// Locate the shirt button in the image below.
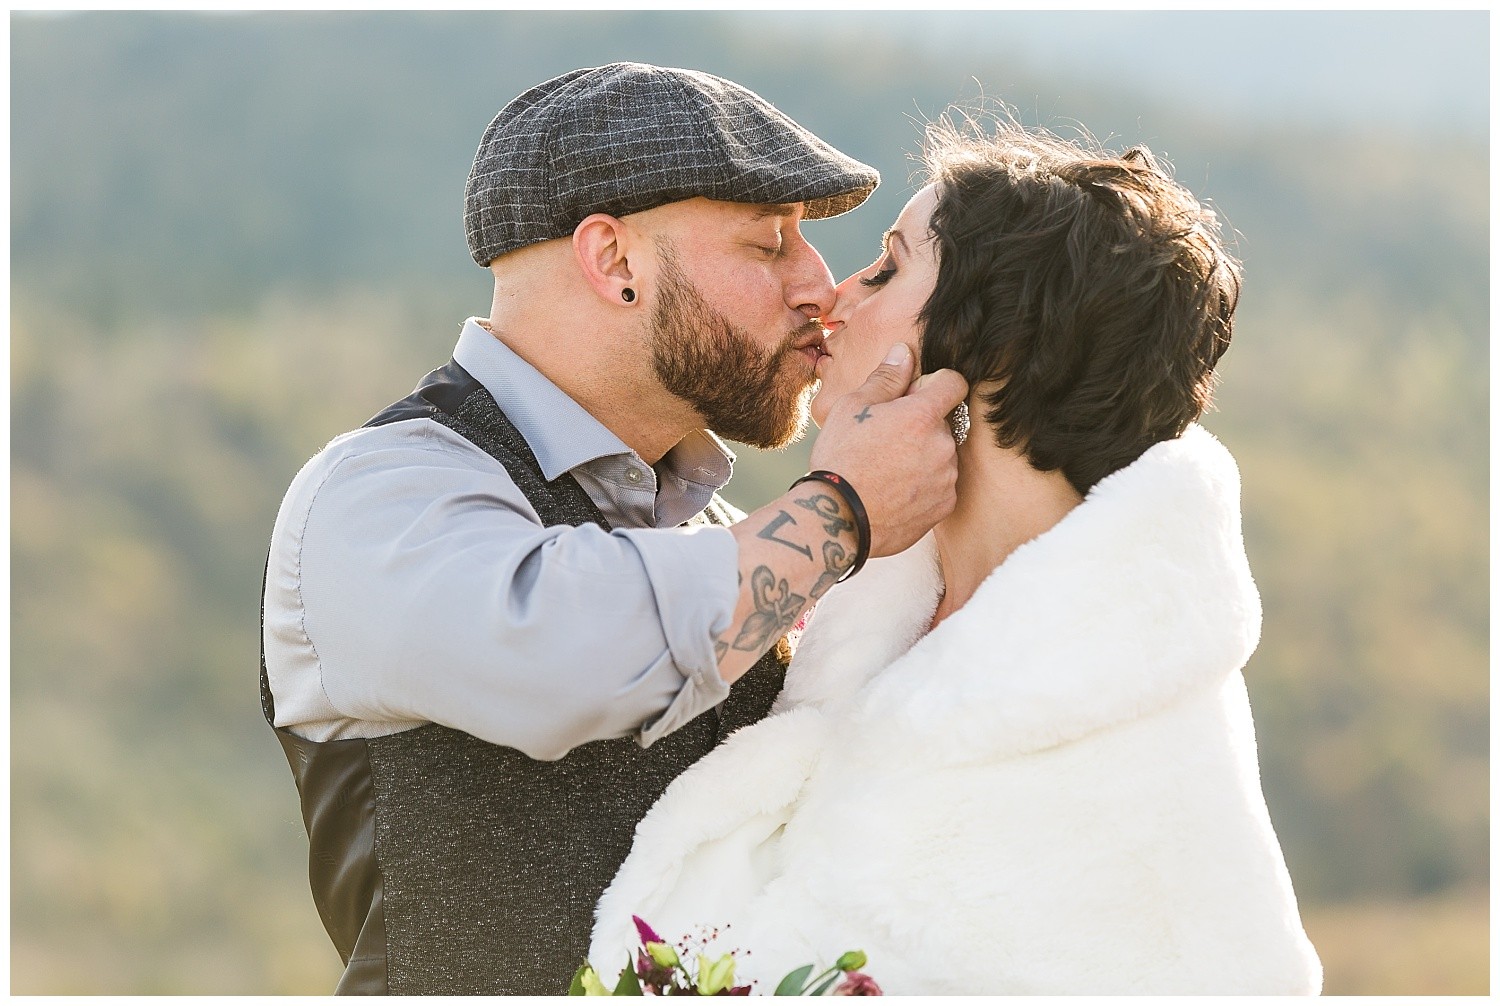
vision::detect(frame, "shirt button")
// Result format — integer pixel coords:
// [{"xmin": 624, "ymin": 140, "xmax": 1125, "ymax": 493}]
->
[{"xmin": 626, "ymin": 468, "xmax": 641, "ymax": 483}]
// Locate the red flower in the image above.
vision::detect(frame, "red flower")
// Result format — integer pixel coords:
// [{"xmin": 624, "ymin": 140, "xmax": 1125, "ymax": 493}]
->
[
  {"xmin": 832, "ymin": 971, "xmax": 883, "ymax": 995},
  {"xmin": 632, "ymin": 915, "xmax": 664, "ymax": 946}
]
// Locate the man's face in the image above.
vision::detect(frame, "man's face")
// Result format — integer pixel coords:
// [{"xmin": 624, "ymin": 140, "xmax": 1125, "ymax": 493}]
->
[{"xmin": 636, "ymin": 200, "xmax": 836, "ymax": 449}]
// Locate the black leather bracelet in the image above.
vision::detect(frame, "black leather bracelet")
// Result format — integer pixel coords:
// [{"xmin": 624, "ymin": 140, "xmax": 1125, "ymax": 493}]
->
[{"xmin": 788, "ymin": 470, "xmax": 871, "ymax": 583}]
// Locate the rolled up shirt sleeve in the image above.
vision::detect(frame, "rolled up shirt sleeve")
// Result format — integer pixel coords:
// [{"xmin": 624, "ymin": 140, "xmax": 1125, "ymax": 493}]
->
[{"xmin": 286, "ymin": 423, "xmax": 739, "ymax": 760}]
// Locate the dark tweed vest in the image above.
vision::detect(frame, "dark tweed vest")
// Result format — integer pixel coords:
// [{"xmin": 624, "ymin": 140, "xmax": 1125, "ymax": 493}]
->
[{"xmin": 260, "ymin": 360, "xmax": 785, "ymax": 994}]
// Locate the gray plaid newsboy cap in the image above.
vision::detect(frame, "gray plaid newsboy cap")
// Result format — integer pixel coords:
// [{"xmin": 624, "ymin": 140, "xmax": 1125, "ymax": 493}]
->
[{"xmin": 464, "ymin": 62, "xmax": 880, "ymax": 266}]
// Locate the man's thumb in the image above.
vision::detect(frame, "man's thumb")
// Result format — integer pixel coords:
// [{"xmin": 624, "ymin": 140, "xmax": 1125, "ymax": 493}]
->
[{"xmin": 852, "ymin": 342, "xmax": 915, "ymax": 403}]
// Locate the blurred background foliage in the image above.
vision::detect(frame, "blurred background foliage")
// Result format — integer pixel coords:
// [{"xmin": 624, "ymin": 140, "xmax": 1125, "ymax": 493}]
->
[{"xmin": 9, "ymin": 10, "xmax": 1487, "ymax": 995}]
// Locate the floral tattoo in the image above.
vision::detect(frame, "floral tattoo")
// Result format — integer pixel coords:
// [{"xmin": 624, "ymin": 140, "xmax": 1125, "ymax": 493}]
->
[
  {"xmin": 794, "ymin": 492, "xmax": 854, "ymax": 538},
  {"xmin": 809, "ymin": 539, "xmax": 855, "ymax": 599},
  {"xmin": 731, "ymin": 566, "xmax": 807, "ymax": 652}
]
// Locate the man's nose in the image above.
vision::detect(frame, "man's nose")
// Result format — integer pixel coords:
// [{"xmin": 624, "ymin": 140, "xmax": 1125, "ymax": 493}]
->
[{"xmin": 785, "ymin": 237, "xmax": 837, "ymax": 321}]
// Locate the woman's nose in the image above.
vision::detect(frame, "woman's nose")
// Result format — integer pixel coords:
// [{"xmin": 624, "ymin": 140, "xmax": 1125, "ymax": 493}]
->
[{"xmin": 823, "ymin": 272, "xmax": 868, "ymax": 329}]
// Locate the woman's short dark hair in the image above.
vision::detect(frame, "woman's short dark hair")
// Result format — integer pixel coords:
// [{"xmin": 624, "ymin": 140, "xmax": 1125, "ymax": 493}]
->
[{"xmin": 918, "ymin": 116, "xmax": 1241, "ymax": 494}]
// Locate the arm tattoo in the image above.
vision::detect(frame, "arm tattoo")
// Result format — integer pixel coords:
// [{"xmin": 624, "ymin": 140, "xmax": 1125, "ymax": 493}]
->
[
  {"xmin": 854, "ymin": 405, "xmax": 873, "ymax": 423},
  {"xmin": 794, "ymin": 492, "xmax": 855, "ymax": 538},
  {"xmin": 809, "ymin": 539, "xmax": 855, "ymax": 599},
  {"xmin": 756, "ymin": 510, "xmax": 812, "ymax": 559},
  {"xmin": 732, "ymin": 566, "xmax": 807, "ymax": 653},
  {"xmin": 713, "ymin": 572, "xmax": 743, "ymax": 662}
]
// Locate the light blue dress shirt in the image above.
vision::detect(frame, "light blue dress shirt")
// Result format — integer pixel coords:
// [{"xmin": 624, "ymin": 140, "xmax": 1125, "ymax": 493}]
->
[{"xmin": 262, "ymin": 319, "xmax": 742, "ymax": 759}]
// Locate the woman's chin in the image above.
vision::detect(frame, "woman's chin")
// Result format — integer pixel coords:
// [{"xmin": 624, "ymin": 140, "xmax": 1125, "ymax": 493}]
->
[{"xmin": 808, "ymin": 387, "xmax": 830, "ymax": 428}]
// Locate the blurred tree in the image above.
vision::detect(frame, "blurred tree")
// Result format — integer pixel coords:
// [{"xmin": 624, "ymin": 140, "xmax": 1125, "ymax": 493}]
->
[{"xmin": 9, "ymin": 10, "xmax": 1487, "ymax": 995}]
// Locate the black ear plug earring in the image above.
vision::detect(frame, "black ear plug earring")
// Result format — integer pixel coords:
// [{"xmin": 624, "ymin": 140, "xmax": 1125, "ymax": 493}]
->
[{"xmin": 621, "ymin": 288, "xmax": 636, "ymax": 303}]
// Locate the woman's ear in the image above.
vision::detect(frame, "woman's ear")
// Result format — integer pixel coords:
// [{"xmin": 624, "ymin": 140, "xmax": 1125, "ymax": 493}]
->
[{"xmin": 573, "ymin": 213, "xmax": 643, "ymax": 307}]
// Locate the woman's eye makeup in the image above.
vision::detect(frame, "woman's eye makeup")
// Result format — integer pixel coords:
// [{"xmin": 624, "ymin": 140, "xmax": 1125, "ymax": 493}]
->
[
  {"xmin": 860, "ymin": 230, "xmax": 899, "ymax": 287},
  {"xmin": 860, "ymin": 260, "xmax": 896, "ymax": 287}
]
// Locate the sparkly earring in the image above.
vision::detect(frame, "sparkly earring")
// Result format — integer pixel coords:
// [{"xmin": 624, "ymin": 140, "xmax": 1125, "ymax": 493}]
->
[
  {"xmin": 621, "ymin": 288, "xmax": 636, "ymax": 303},
  {"xmin": 947, "ymin": 402, "xmax": 970, "ymax": 446}
]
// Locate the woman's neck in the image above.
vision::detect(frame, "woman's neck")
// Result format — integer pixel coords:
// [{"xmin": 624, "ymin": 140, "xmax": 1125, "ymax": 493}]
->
[{"xmin": 931, "ymin": 434, "xmax": 1085, "ymax": 629}]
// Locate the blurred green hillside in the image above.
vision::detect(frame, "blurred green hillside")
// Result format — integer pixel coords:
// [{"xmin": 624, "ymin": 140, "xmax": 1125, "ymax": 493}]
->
[{"xmin": 10, "ymin": 11, "xmax": 1487, "ymax": 995}]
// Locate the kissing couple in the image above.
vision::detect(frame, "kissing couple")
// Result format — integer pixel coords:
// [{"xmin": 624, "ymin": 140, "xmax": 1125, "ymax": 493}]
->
[{"xmin": 260, "ymin": 62, "xmax": 1321, "ymax": 995}]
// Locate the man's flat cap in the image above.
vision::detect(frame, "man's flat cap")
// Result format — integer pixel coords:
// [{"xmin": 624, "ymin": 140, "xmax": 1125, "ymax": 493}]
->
[{"xmin": 464, "ymin": 62, "xmax": 880, "ymax": 266}]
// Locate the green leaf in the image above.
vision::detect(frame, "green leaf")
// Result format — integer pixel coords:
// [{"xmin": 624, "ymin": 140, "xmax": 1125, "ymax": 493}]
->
[
  {"xmin": 569, "ymin": 963, "xmax": 591, "ymax": 996},
  {"xmin": 805, "ymin": 971, "xmax": 842, "ymax": 996},
  {"xmin": 612, "ymin": 958, "xmax": 643, "ymax": 996},
  {"xmin": 773, "ymin": 964, "xmax": 815, "ymax": 996}
]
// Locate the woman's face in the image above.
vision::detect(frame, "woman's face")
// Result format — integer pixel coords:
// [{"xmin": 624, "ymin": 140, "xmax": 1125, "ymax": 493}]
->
[{"xmin": 811, "ymin": 184, "xmax": 942, "ymax": 426}]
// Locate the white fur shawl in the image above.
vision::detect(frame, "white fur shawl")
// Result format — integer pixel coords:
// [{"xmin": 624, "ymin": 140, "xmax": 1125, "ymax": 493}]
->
[{"xmin": 592, "ymin": 426, "xmax": 1322, "ymax": 994}]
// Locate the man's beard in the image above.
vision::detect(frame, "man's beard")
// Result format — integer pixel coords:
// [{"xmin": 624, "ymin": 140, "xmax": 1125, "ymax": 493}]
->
[{"xmin": 650, "ymin": 250, "xmax": 820, "ymax": 450}]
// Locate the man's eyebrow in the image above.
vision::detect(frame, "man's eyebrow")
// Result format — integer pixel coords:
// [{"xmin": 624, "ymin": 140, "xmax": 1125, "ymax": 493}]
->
[{"xmin": 751, "ymin": 203, "xmax": 798, "ymax": 220}]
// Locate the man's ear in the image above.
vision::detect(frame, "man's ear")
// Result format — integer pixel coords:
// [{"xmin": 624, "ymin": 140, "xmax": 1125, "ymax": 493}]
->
[{"xmin": 572, "ymin": 213, "xmax": 643, "ymax": 306}]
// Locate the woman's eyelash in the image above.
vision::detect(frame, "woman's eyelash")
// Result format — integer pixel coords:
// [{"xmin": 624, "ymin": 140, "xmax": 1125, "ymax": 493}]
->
[{"xmin": 861, "ymin": 264, "xmax": 896, "ymax": 288}]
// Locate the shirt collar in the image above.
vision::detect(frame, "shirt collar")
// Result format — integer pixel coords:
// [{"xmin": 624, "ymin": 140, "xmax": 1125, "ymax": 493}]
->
[
  {"xmin": 661, "ymin": 426, "xmax": 735, "ymax": 493},
  {"xmin": 452, "ymin": 318, "xmax": 734, "ymax": 491}
]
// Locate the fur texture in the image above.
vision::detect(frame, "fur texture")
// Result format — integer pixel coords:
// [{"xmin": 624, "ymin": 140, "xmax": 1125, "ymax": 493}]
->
[{"xmin": 592, "ymin": 426, "xmax": 1322, "ymax": 994}]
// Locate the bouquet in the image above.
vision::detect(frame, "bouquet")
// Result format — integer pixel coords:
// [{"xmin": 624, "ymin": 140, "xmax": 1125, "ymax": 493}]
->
[{"xmin": 570, "ymin": 916, "xmax": 882, "ymax": 996}]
